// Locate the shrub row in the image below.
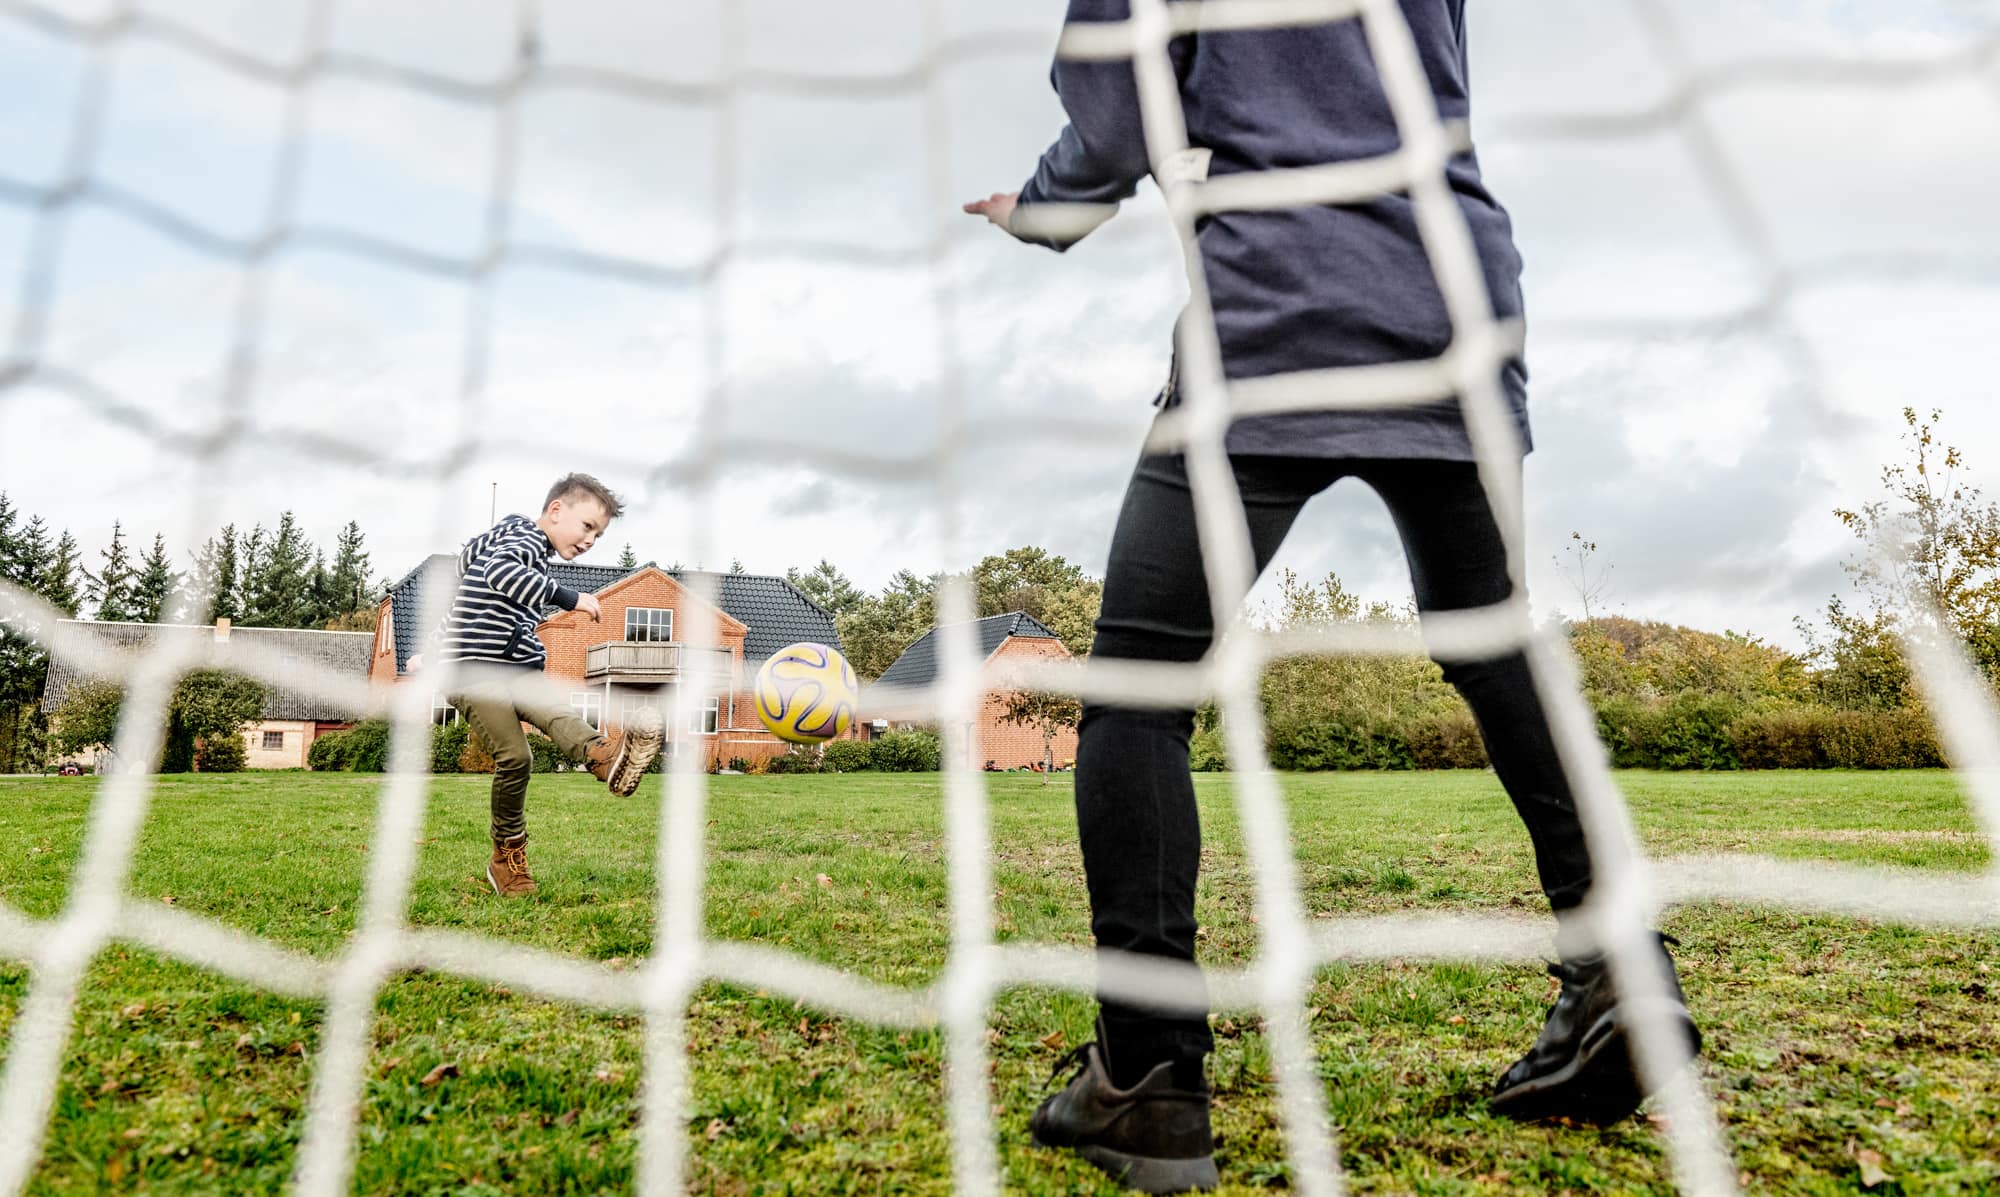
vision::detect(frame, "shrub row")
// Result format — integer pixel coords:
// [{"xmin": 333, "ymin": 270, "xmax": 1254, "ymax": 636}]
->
[
  {"xmin": 1194, "ymin": 701, "xmax": 1942, "ymax": 772},
  {"xmin": 751, "ymin": 730, "xmax": 945, "ymax": 774},
  {"xmin": 310, "ymin": 720, "xmax": 564, "ymax": 773},
  {"xmin": 1193, "ymin": 711, "xmax": 1491, "ymax": 773}
]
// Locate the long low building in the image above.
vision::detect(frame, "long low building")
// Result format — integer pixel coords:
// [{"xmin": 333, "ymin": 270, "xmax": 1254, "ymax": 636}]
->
[{"xmin": 41, "ymin": 618, "xmax": 374, "ymax": 769}]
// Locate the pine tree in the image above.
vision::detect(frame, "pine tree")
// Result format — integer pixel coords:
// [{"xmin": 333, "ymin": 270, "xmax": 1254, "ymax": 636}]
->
[
  {"xmin": 327, "ymin": 520, "xmax": 371, "ymax": 616},
  {"xmin": 306, "ymin": 549, "xmax": 335, "ymax": 627},
  {"xmin": 132, "ymin": 533, "xmax": 180, "ymax": 623},
  {"xmin": 42, "ymin": 531, "xmax": 82, "ymax": 615},
  {"xmin": 91, "ymin": 522, "xmax": 138, "ymax": 621},
  {"xmin": 243, "ymin": 512, "xmax": 312, "ymax": 627},
  {"xmin": 0, "ymin": 494, "xmax": 23, "ymax": 587},
  {"xmin": 195, "ymin": 524, "xmax": 241, "ymax": 622},
  {"xmin": 236, "ymin": 524, "xmax": 265, "ymax": 620},
  {"xmin": 618, "ymin": 543, "xmax": 638, "ymax": 571},
  {"xmin": 786, "ymin": 559, "xmax": 863, "ymax": 616},
  {"xmin": 14, "ymin": 517, "xmax": 51, "ymax": 590}
]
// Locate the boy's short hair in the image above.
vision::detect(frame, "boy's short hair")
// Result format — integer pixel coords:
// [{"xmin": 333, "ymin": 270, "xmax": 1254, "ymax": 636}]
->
[{"xmin": 544, "ymin": 473, "xmax": 624, "ymax": 521}]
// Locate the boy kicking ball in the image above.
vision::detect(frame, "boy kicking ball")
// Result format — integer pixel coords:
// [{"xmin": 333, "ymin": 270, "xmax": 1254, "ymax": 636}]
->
[{"xmin": 411, "ymin": 473, "xmax": 664, "ymax": 897}]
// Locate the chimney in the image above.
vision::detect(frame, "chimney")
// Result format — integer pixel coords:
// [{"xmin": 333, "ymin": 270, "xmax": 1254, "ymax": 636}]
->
[{"xmin": 214, "ymin": 617, "xmax": 232, "ymax": 642}]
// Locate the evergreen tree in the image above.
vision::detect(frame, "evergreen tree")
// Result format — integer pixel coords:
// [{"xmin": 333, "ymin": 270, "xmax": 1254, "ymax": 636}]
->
[
  {"xmin": 327, "ymin": 520, "xmax": 371, "ymax": 616},
  {"xmin": 0, "ymin": 503, "xmax": 57, "ymax": 773},
  {"xmin": 306, "ymin": 549, "xmax": 335, "ymax": 627},
  {"xmin": 189, "ymin": 524, "xmax": 241, "ymax": 623},
  {"xmin": 132, "ymin": 533, "xmax": 180, "ymax": 623},
  {"xmin": 14, "ymin": 517, "xmax": 51, "ymax": 590},
  {"xmin": 0, "ymin": 494, "xmax": 24, "ymax": 586},
  {"xmin": 617, "ymin": 543, "xmax": 639, "ymax": 571},
  {"xmin": 242, "ymin": 513, "xmax": 313, "ymax": 627},
  {"xmin": 786, "ymin": 559, "xmax": 864, "ymax": 616},
  {"xmin": 237, "ymin": 524, "xmax": 265, "ymax": 620},
  {"xmin": 90, "ymin": 522, "xmax": 139, "ymax": 621},
  {"xmin": 42, "ymin": 531, "xmax": 82, "ymax": 615}
]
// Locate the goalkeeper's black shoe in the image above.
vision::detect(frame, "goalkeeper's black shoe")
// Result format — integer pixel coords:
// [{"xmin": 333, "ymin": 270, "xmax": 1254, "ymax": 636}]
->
[
  {"xmin": 1491, "ymin": 932, "xmax": 1702, "ymax": 1125},
  {"xmin": 1029, "ymin": 1033, "xmax": 1217, "ymax": 1194}
]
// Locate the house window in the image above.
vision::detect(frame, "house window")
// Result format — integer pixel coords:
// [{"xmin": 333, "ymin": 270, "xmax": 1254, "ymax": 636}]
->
[
  {"xmin": 261, "ymin": 730, "xmax": 284, "ymax": 750},
  {"xmin": 625, "ymin": 607, "xmax": 673, "ymax": 643},
  {"xmin": 378, "ymin": 617, "xmax": 394, "ymax": 654},
  {"xmin": 688, "ymin": 695, "xmax": 719, "ymax": 735},
  {"xmin": 431, "ymin": 692, "xmax": 460, "ymax": 726},
  {"xmin": 571, "ymin": 691, "xmax": 603, "ymax": 730}
]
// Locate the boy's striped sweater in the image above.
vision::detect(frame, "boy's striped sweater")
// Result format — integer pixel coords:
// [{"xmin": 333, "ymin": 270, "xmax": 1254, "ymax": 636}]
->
[{"xmin": 436, "ymin": 514, "xmax": 580, "ymax": 668}]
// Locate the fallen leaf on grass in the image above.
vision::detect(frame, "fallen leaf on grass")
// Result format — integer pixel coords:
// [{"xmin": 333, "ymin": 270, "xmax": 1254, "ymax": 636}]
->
[
  {"xmin": 1039, "ymin": 1030, "xmax": 1066, "ymax": 1050},
  {"xmin": 816, "ymin": 873, "xmax": 833, "ymax": 888},
  {"xmin": 1856, "ymin": 1149, "xmax": 1890, "ymax": 1188},
  {"xmin": 704, "ymin": 1118, "xmax": 728, "ymax": 1141},
  {"xmin": 421, "ymin": 1063, "xmax": 460, "ymax": 1087},
  {"xmin": 160, "ymin": 895, "xmax": 175, "ymax": 905},
  {"xmin": 121, "ymin": 1003, "xmax": 147, "ymax": 1018},
  {"xmin": 122, "ymin": 1128, "xmax": 143, "ymax": 1140},
  {"xmin": 556, "ymin": 1109, "xmax": 578, "ymax": 1127}
]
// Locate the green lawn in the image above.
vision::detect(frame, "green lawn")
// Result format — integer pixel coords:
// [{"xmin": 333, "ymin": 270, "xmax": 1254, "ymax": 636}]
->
[{"xmin": 0, "ymin": 770, "xmax": 1995, "ymax": 1195}]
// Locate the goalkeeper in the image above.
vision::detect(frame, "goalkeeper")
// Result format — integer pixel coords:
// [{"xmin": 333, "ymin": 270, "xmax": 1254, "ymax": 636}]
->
[
  {"xmin": 411, "ymin": 474, "xmax": 663, "ymax": 898},
  {"xmin": 966, "ymin": 1, "xmax": 1698, "ymax": 1189}
]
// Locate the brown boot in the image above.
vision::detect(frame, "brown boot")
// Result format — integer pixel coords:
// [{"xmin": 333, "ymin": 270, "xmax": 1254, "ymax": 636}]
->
[
  {"xmin": 584, "ymin": 708, "xmax": 664, "ymax": 797},
  {"xmin": 487, "ymin": 833, "xmax": 537, "ymax": 897}
]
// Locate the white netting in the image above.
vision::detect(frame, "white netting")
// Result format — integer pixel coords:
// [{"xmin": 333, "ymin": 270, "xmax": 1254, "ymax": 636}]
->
[{"xmin": 2, "ymin": 2, "xmax": 1998, "ymax": 1195}]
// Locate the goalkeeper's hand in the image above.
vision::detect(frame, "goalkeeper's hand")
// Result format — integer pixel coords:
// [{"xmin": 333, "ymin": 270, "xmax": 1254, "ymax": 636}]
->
[
  {"xmin": 576, "ymin": 593, "xmax": 602, "ymax": 622},
  {"xmin": 962, "ymin": 191, "xmax": 1018, "ymax": 233}
]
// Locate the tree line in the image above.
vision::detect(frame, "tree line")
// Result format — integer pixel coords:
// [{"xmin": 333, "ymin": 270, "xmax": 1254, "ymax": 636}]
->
[{"xmin": 0, "ymin": 499, "xmax": 380, "ymax": 772}]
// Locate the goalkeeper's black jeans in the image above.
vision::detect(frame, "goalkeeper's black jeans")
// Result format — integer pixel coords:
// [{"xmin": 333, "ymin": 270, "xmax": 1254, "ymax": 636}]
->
[{"xmin": 1077, "ymin": 453, "xmax": 1595, "ymax": 1080}]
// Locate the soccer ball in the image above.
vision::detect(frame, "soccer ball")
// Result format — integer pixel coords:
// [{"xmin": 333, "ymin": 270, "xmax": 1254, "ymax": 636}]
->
[{"xmin": 754, "ymin": 642, "xmax": 859, "ymax": 745}]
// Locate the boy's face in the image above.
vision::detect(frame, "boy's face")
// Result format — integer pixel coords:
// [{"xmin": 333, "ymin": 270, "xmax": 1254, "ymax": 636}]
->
[{"xmin": 540, "ymin": 494, "xmax": 611, "ymax": 560}]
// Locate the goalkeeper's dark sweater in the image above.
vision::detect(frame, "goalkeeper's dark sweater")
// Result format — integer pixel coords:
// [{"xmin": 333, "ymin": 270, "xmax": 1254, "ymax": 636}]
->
[
  {"xmin": 1016, "ymin": 0, "xmax": 1528, "ymax": 461},
  {"xmin": 436, "ymin": 514, "xmax": 581, "ymax": 668}
]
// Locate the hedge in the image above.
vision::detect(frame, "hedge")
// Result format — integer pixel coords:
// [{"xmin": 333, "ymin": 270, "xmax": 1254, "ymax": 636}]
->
[
  {"xmin": 869, "ymin": 730, "xmax": 942, "ymax": 772},
  {"xmin": 821, "ymin": 740, "xmax": 873, "ymax": 772}
]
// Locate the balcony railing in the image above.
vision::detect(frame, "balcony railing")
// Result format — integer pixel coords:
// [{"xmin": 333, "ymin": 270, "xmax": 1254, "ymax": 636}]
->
[{"xmin": 584, "ymin": 641, "xmax": 732, "ymax": 680}]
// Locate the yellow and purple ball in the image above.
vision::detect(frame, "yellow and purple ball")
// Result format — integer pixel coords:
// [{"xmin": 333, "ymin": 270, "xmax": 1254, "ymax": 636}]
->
[{"xmin": 754, "ymin": 642, "xmax": 859, "ymax": 745}]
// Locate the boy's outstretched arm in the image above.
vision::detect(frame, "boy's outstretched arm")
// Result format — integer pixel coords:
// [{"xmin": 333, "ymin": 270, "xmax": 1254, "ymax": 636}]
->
[{"xmin": 966, "ymin": 0, "xmax": 1193, "ymax": 251}]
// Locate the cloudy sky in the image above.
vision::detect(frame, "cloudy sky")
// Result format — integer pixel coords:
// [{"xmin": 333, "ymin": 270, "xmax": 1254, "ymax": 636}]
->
[{"xmin": 1, "ymin": 0, "xmax": 1997, "ymax": 648}]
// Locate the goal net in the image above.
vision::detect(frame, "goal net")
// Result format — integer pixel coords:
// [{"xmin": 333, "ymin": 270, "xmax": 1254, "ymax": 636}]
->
[{"xmin": 1, "ymin": 2, "xmax": 1996, "ymax": 1195}]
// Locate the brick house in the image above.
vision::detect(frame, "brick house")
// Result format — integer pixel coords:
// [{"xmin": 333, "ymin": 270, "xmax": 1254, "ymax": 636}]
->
[
  {"xmin": 42, "ymin": 618, "xmax": 372, "ymax": 770},
  {"xmin": 872, "ymin": 611, "xmax": 1081, "ymax": 771},
  {"xmin": 373, "ymin": 556, "xmax": 847, "ymax": 769}
]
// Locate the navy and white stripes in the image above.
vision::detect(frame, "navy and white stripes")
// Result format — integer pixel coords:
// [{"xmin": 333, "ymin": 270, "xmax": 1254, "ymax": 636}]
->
[{"xmin": 436, "ymin": 514, "xmax": 580, "ymax": 667}]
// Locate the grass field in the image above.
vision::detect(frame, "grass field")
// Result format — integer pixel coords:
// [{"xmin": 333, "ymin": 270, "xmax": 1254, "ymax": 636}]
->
[{"xmin": 0, "ymin": 769, "xmax": 1995, "ymax": 1195}]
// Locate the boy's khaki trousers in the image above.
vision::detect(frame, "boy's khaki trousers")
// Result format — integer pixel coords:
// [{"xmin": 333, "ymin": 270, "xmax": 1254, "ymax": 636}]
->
[{"xmin": 448, "ymin": 665, "xmax": 600, "ymax": 842}]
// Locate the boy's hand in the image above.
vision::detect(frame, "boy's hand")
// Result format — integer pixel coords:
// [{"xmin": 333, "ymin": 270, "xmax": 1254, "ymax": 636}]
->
[
  {"xmin": 576, "ymin": 593, "xmax": 602, "ymax": 622},
  {"xmin": 962, "ymin": 191, "xmax": 1018, "ymax": 233},
  {"xmin": 406, "ymin": 652, "xmax": 423, "ymax": 673}
]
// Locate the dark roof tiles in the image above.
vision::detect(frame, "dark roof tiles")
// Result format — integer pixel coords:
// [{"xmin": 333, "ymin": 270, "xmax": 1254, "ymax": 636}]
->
[
  {"xmin": 41, "ymin": 620, "xmax": 374, "ymax": 721},
  {"xmin": 385, "ymin": 557, "xmax": 839, "ymax": 673},
  {"xmin": 873, "ymin": 611, "xmax": 1063, "ymax": 691}
]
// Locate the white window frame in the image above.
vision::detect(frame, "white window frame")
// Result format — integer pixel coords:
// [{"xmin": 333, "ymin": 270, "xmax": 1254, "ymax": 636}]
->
[
  {"xmin": 687, "ymin": 695, "xmax": 719, "ymax": 735},
  {"xmin": 378, "ymin": 617, "xmax": 394, "ymax": 654},
  {"xmin": 625, "ymin": 606, "xmax": 673, "ymax": 643},
  {"xmin": 261, "ymin": 730, "xmax": 285, "ymax": 750},
  {"xmin": 431, "ymin": 692, "xmax": 460, "ymax": 726},
  {"xmin": 571, "ymin": 691, "xmax": 603, "ymax": 731}
]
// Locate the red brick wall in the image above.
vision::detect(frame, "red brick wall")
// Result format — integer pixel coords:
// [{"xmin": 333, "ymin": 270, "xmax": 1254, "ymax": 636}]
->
[{"xmin": 977, "ymin": 637, "xmax": 1080, "ymax": 770}]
